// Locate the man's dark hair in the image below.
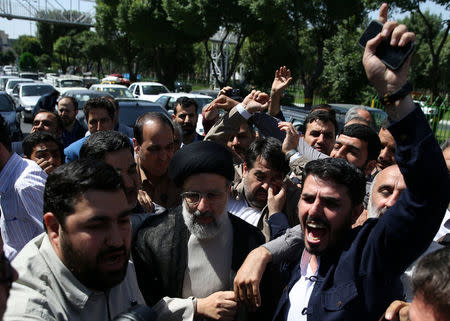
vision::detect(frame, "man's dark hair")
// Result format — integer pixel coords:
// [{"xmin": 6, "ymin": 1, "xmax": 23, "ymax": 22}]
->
[
  {"xmin": 175, "ymin": 97, "xmax": 198, "ymax": 114},
  {"xmin": 102, "ymin": 95, "xmax": 119, "ymax": 112},
  {"xmin": 0, "ymin": 114, "xmax": 12, "ymax": 152},
  {"xmin": 43, "ymin": 159, "xmax": 124, "ymax": 229},
  {"xmin": 22, "ymin": 131, "xmax": 64, "ymax": 160},
  {"xmin": 80, "ymin": 130, "xmax": 133, "ymax": 161},
  {"xmin": 303, "ymin": 158, "xmax": 366, "ymax": 205},
  {"xmin": 340, "ymin": 124, "xmax": 381, "ymax": 162},
  {"xmin": 245, "ymin": 137, "xmax": 290, "ymax": 176},
  {"xmin": 83, "ymin": 97, "xmax": 115, "ymax": 122},
  {"xmin": 302, "ymin": 109, "xmax": 337, "ymax": 135},
  {"xmin": 34, "ymin": 109, "xmax": 64, "ymax": 132},
  {"xmin": 134, "ymin": 112, "xmax": 174, "ymax": 145},
  {"xmin": 59, "ymin": 96, "xmax": 78, "ymax": 111},
  {"xmin": 311, "ymin": 104, "xmax": 333, "ymax": 112},
  {"xmin": 412, "ymin": 247, "xmax": 450, "ymax": 319}
]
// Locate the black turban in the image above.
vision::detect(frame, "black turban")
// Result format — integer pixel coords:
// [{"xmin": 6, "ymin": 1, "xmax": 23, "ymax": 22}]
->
[{"xmin": 169, "ymin": 141, "xmax": 234, "ymax": 187}]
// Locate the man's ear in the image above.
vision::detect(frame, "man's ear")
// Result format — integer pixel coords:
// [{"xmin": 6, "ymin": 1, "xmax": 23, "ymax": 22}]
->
[
  {"xmin": 132, "ymin": 138, "xmax": 140, "ymax": 154},
  {"xmin": 243, "ymin": 162, "xmax": 248, "ymax": 177},
  {"xmin": 171, "ymin": 114, "xmax": 176, "ymax": 120},
  {"xmin": 43, "ymin": 212, "xmax": 62, "ymax": 248},
  {"xmin": 364, "ymin": 160, "xmax": 377, "ymax": 176}
]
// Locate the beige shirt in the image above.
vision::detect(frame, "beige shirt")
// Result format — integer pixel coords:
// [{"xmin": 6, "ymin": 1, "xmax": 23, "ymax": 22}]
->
[
  {"xmin": 5, "ymin": 233, "xmax": 145, "ymax": 321},
  {"xmin": 136, "ymin": 157, "xmax": 181, "ymax": 210}
]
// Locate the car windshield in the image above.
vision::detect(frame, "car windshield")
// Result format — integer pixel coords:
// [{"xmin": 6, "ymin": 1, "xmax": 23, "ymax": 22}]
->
[
  {"xmin": 22, "ymin": 85, "xmax": 54, "ymax": 97},
  {"xmin": 71, "ymin": 93, "xmax": 104, "ymax": 109},
  {"xmin": 142, "ymin": 85, "xmax": 169, "ymax": 95},
  {"xmin": 194, "ymin": 97, "xmax": 213, "ymax": 111},
  {"xmin": 7, "ymin": 80, "xmax": 32, "ymax": 89},
  {"xmin": 59, "ymin": 79, "xmax": 84, "ymax": 88},
  {"xmin": 0, "ymin": 94, "xmax": 14, "ymax": 111},
  {"xmin": 102, "ymin": 87, "xmax": 133, "ymax": 98}
]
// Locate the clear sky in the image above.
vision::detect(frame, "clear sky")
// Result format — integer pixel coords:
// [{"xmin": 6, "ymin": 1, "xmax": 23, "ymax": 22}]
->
[{"xmin": 0, "ymin": 1, "xmax": 449, "ymax": 39}]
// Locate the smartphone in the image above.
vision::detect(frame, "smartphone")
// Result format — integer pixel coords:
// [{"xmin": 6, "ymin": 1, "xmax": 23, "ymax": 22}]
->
[{"xmin": 358, "ymin": 20, "xmax": 414, "ymax": 70}]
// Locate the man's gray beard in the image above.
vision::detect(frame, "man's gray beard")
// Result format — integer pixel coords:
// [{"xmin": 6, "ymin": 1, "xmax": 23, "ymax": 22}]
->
[
  {"xmin": 182, "ymin": 201, "xmax": 226, "ymax": 240},
  {"xmin": 367, "ymin": 197, "xmax": 385, "ymax": 219}
]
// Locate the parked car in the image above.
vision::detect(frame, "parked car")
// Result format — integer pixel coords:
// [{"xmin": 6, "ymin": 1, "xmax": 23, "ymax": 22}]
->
[
  {"xmin": 5, "ymin": 78, "xmax": 34, "ymax": 96},
  {"xmin": 19, "ymin": 72, "xmax": 39, "ymax": 80},
  {"xmin": 89, "ymin": 84, "xmax": 134, "ymax": 99},
  {"xmin": 154, "ymin": 92, "xmax": 214, "ymax": 135},
  {"xmin": 174, "ymin": 81, "xmax": 192, "ymax": 93},
  {"xmin": 280, "ymin": 105, "xmax": 311, "ymax": 132},
  {"xmin": 0, "ymin": 75, "xmax": 17, "ymax": 91},
  {"xmin": 116, "ymin": 98, "xmax": 170, "ymax": 128},
  {"xmin": 62, "ymin": 89, "xmax": 113, "ymax": 110},
  {"xmin": 75, "ymin": 97, "xmax": 169, "ymax": 129},
  {"xmin": 11, "ymin": 82, "xmax": 55, "ymax": 122},
  {"xmin": 327, "ymin": 103, "xmax": 387, "ymax": 132},
  {"xmin": 0, "ymin": 91, "xmax": 23, "ymax": 141},
  {"xmin": 129, "ymin": 82, "xmax": 170, "ymax": 102}
]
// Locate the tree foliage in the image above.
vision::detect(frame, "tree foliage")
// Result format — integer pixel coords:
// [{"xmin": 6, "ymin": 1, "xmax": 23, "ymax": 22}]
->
[
  {"xmin": 0, "ymin": 49, "xmax": 16, "ymax": 65},
  {"xmin": 322, "ymin": 18, "xmax": 374, "ymax": 104},
  {"xmin": 242, "ymin": 0, "xmax": 368, "ymax": 106},
  {"xmin": 36, "ymin": 10, "xmax": 91, "ymax": 55},
  {"xmin": 18, "ymin": 52, "xmax": 37, "ymax": 71},
  {"xmin": 12, "ymin": 36, "xmax": 42, "ymax": 57},
  {"xmin": 388, "ymin": 1, "xmax": 449, "ymax": 97}
]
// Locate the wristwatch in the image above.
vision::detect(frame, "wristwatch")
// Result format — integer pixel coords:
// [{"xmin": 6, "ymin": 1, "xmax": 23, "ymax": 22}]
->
[{"xmin": 379, "ymin": 81, "xmax": 412, "ymax": 106}]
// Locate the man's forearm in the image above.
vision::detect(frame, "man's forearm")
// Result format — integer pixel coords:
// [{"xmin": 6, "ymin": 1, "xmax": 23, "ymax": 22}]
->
[{"xmin": 262, "ymin": 224, "xmax": 304, "ymax": 264}]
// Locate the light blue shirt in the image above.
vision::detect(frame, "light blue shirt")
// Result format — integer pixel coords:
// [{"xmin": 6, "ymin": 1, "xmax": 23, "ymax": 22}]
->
[{"xmin": 0, "ymin": 153, "xmax": 47, "ymax": 260}]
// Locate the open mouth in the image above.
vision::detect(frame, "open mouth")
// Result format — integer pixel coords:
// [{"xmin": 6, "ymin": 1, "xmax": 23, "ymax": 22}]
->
[
  {"xmin": 305, "ymin": 221, "xmax": 328, "ymax": 244},
  {"xmin": 195, "ymin": 215, "xmax": 214, "ymax": 225},
  {"xmin": 101, "ymin": 251, "xmax": 127, "ymax": 269}
]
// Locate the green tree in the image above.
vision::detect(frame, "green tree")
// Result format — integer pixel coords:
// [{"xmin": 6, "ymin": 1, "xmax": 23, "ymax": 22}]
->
[
  {"xmin": 76, "ymin": 31, "xmax": 109, "ymax": 76},
  {"xmin": 96, "ymin": 0, "xmax": 230, "ymax": 85},
  {"xmin": 36, "ymin": 10, "xmax": 91, "ymax": 56},
  {"xmin": 12, "ymin": 36, "xmax": 42, "ymax": 57},
  {"xmin": 388, "ymin": 1, "xmax": 449, "ymax": 98},
  {"xmin": 0, "ymin": 49, "xmax": 16, "ymax": 65},
  {"xmin": 53, "ymin": 36, "xmax": 82, "ymax": 73},
  {"xmin": 18, "ymin": 52, "xmax": 38, "ymax": 71},
  {"xmin": 398, "ymin": 10, "xmax": 449, "ymax": 97},
  {"xmin": 243, "ymin": 0, "xmax": 367, "ymax": 107},
  {"xmin": 322, "ymin": 18, "xmax": 374, "ymax": 104}
]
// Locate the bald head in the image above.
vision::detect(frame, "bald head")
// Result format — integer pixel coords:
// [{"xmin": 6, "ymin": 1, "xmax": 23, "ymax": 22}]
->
[{"xmin": 368, "ymin": 165, "xmax": 406, "ymax": 218}]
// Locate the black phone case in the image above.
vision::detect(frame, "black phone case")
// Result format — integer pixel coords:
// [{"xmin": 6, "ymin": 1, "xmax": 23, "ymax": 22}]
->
[{"xmin": 358, "ymin": 20, "xmax": 414, "ymax": 70}]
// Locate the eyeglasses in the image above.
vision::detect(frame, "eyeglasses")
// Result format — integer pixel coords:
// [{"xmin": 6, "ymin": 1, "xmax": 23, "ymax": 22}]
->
[
  {"xmin": 181, "ymin": 191, "xmax": 226, "ymax": 206},
  {"xmin": 0, "ymin": 253, "xmax": 15, "ymax": 288}
]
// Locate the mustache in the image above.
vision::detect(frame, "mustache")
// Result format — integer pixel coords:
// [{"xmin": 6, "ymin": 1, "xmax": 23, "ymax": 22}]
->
[
  {"xmin": 97, "ymin": 246, "xmax": 127, "ymax": 260},
  {"xmin": 305, "ymin": 216, "xmax": 330, "ymax": 229},
  {"xmin": 192, "ymin": 210, "xmax": 214, "ymax": 218}
]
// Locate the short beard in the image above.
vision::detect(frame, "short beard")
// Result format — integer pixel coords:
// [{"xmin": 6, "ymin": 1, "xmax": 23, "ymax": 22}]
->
[
  {"xmin": 367, "ymin": 197, "xmax": 385, "ymax": 219},
  {"xmin": 182, "ymin": 124, "xmax": 195, "ymax": 136},
  {"xmin": 182, "ymin": 201, "xmax": 223, "ymax": 240},
  {"xmin": 59, "ymin": 230, "xmax": 129, "ymax": 291}
]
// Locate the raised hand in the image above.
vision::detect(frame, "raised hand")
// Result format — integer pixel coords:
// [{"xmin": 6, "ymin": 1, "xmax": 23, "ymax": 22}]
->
[{"xmin": 271, "ymin": 66, "xmax": 292, "ymax": 94}]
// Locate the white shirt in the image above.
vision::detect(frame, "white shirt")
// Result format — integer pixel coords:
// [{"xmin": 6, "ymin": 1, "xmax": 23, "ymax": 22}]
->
[
  {"xmin": 228, "ymin": 197, "xmax": 261, "ymax": 227},
  {"xmin": 287, "ymin": 250, "xmax": 320, "ymax": 321},
  {"xmin": 0, "ymin": 153, "xmax": 47, "ymax": 260},
  {"xmin": 434, "ymin": 208, "xmax": 450, "ymax": 241}
]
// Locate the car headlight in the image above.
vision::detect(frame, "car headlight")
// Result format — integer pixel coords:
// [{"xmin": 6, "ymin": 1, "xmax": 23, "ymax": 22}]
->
[{"xmin": 22, "ymin": 105, "xmax": 33, "ymax": 111}]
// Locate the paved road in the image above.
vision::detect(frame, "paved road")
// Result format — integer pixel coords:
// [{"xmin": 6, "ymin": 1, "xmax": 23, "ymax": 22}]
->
[{"xmin": 20, "ymin": 117, "xmax": 32, "ymax": 134}]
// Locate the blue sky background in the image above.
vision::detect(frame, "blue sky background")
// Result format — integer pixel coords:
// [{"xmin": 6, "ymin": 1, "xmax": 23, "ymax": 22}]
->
[{"xmin": 0, "ymin": 0, "xmax": 449, "ymax": 39}]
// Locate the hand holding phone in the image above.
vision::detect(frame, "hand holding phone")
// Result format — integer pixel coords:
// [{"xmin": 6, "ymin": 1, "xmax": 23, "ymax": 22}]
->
[{"xmin": 359, "ymin": 20, "xmax": 414, "ymax": 70}]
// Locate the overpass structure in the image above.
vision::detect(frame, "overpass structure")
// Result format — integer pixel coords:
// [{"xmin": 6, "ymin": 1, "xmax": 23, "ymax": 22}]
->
[{"xmin": 0, "ymin": 0, "xmax": 95, "ymax": 27}]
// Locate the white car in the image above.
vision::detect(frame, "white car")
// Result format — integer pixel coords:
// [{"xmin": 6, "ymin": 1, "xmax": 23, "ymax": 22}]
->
[
  {"xmin": 129, "ymin": 82, "xmax": 170, "ymax": 102},
  {"xmin": 11, "ymin": 82, "xmax": 55, "ymax": 122},
  {"xmin": 5, "ymin": 78, "xmax": 34, "ymax": 96},
  {"xmin": 89, "ymin": 84, "xmax": 134, "ymax": 99},
  {"xmin": 154, "ymin": 92, "xmax": 214, "ymax": 135}
]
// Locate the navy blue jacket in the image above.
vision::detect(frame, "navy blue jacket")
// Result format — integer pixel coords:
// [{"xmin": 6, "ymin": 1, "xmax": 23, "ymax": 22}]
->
[{"xmin": 273, "ymin": 107, "xmax": 450, "ymax": 321}]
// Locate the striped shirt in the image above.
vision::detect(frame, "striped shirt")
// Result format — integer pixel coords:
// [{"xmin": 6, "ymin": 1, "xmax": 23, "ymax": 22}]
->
[{"xmin": 0, "ymin": 153, "xmax": 47, "ymax": 260}]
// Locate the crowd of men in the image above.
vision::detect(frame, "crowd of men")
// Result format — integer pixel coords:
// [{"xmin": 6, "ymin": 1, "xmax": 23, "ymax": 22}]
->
[{"xmin": 0, "ymin": 4, "xmax": 449, "ymax": 321}]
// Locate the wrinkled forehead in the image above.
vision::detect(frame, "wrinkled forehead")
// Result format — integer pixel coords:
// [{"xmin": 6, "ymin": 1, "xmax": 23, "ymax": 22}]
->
[{"xmin": 374, "ymin": 165, "xmax": 405, "ymax": 190}]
